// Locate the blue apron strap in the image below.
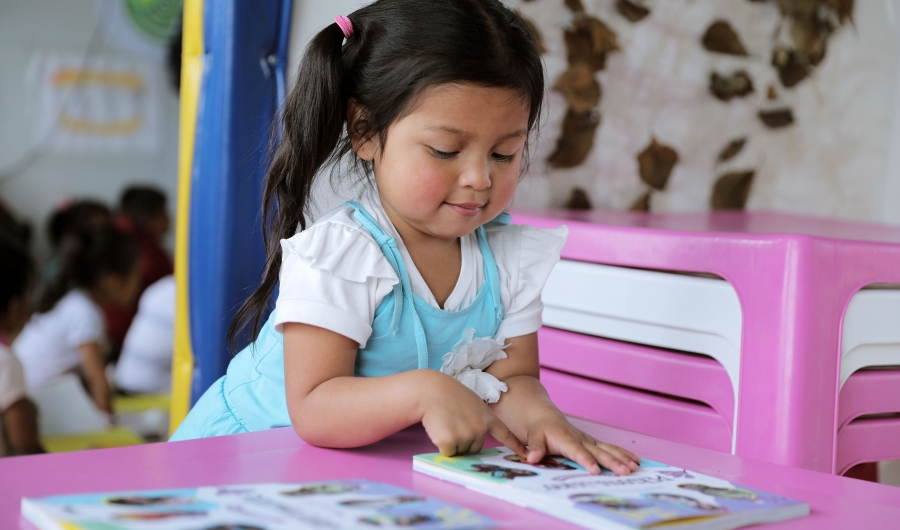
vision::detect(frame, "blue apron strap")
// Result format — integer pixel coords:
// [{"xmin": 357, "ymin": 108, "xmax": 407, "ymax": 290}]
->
[
  {"xmin": 344, "ymin": 201, "xmax": 430, "ymax": 369},
  {"xmin": 475, "ymin": 225, "xmax": 504, "ymax": 322},
  {"xmin": 488, "ymin": 211, "xmax": 512, "ymax": 226}
]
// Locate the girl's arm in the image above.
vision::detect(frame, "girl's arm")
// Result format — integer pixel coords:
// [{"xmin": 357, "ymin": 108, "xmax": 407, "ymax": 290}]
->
[
  {"xmin": 282, "ymin": 322, "xmax": 526, "ymax": 456},
  {"xmin": 2, "ymin": 398, "xmax": 45, "ymax": 455},
  {"xmin": 486, "ymin": 332, "xmax": 640, "ymax": 476},
  {"xmin": 78, "ymin": 343, "xmax": 111, "ymax": 414}
]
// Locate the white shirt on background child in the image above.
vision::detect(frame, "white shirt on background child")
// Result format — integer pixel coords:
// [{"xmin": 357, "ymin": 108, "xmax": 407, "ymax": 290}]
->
[
  {"xmin": 13, "ymin": 290, "xmax": 105, "ymax": 390},
  {"xmin": 274, "ymin": 192, "xmax": 568, "ymax": 347},
  {"xmin": 0, "ymin": 342, "xmax": 28, "ymax": 456},
  {"xmin": 114, "ymin": 275, "xmax": 175, "ymax": 394}
]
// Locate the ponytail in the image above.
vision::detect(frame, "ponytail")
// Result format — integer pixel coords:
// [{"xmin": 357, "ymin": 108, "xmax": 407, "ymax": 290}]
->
[
  {"xmin": 228, "ymin": 22, "xmax": 348, "ymax": 348},
  {"xmin": 37, "ymin": 227, "xmax": 139, "ymax": 313}
]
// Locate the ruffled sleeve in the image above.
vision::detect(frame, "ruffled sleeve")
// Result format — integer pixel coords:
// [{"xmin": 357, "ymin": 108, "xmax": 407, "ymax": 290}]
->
[
  {"xmin": 274, "ymin": 209, "xmax": 399, "ymax": 347},
  {"xmin": 486, "ymin": 223, "xmax": 568, "ymax": 339}
]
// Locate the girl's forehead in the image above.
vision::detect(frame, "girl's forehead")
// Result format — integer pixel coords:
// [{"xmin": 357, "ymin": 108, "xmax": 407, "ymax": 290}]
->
[{"xmin": 401, "ymin": 83, "xmax": 530, "ymax": 137}]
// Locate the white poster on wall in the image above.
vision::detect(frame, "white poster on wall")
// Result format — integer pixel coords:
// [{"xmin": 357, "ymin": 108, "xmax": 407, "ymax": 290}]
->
[{"xmin": 30, "ymin": 53, "xmax": 162, "ymax": 155}]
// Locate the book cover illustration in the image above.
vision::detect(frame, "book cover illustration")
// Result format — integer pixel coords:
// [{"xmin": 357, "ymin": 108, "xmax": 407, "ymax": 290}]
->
[
  {"xmin": 414, "ymin": 448, "xmax": 808, "ymax": 529},
  {"xmin": 21, "ymin": 478, "xmax": 493, "ymax": 530}
]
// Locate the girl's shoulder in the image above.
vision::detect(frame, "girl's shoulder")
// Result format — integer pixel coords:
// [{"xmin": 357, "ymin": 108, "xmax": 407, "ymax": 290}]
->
[
  {"xmin": 53, "ymin": 289, "xmax": 101, "ymax": 316},
  {"xmin": 280, "ymin": 205, "xmax": 396, "ymax": 283}
]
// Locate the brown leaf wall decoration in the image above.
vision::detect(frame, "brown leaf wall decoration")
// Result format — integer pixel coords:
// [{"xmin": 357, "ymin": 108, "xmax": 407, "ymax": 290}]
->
[
  {"xmin": 777, "ymin": 0, "xmax": 818, "ymax": 18},
  {"xmin": 772, "ymin": 47, "xmax": 808, "ymax": 87},
  {"xmin": 637, "ymin": 138, "xmax": 679, "ymax": 190},
  {"xmin": 701, "ymin": 20, "xmax": 749, "ymax": 56},
  {"xmin": 758, "ymin": 108, "xmax": 795, "ymax": 128},
  {"xmin": 616, "ymin": 0, "xmax": 650, "ymax": 22},
  {"xmin": 791, "ymin": 17, "xmax": 827, "ymax": 66},
  {"xmin": 710, "ymin": 71, "xmax": 755, "ymax": 101},
  {"xmin": 554, "ymin": 63, "xmax": 602, "ymax": 114},
  {"xmin": 565, "ymin": 187, "xmax": 593, "ymax": 210},
  {"xmin": 548, "ymin": 110, "xmax": 601, "ymax": 168},
  {"xmin": 717, "ymin": 137, "xmax": 748, "ymax": 163},
  {"xmin": 564, "ymin": 0, "xmax": 585, "ymax": 14},
  {"xmin": 630, "ymin": 192, "xmax": 652, "ymax": 211},
  {"xmin": 565, "ymin": 16, "xmax": 620, "ymax": 72},
  {"xmin": 824, "ymin": 0, "xmax": 854, "ymax": 22},
  {"xmin": 711, "ymin": 171, "xmax": 756, "ymax": 210}
]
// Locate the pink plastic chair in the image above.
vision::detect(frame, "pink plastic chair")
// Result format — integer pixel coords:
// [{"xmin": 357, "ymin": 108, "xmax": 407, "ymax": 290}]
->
[{"xmin": 513, "ymin": 209, "xmax": 900, "ymax": 474}]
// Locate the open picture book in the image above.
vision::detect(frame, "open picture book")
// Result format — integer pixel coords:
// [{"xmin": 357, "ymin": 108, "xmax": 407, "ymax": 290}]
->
[
  {"xmin": 413, "ymin": 447, "xmax": 809, "ymax": 530},
  {"xmin": 21, "ymin": 478, "xmax": 492, "ymax": 530}
]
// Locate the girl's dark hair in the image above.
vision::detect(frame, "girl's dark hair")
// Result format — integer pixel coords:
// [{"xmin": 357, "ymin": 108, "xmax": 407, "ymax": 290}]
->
[
  {"xmin": 0, "ymin": 235, "xmax": 33, "ymax": 314},
  {"xmin": 120, "ymin": 185, "xmax": 167, "ymax": 222},
  {"xmin": 229, "ymin": 0, "xmax": 545, "ymax": 348},
  {"xmin": 47, "ymin": 200, "xmax": 111, "ymax": 249},
  {"xmin": 38, "ymin": 226, "xmax": 140, "ymax": 313}
]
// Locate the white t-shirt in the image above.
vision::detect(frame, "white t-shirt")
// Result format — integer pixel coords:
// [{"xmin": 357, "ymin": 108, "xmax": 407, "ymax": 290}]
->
[
  {"xmin": 274, "ymin": 194, "xmax": 568, "ymax": 347},
  {"xmin": 13, "ymin": 290, "xmax": 105, "ymax": 390},
  {"xmin": 0, "ymin": 343, "xmax": 28, "ymax": 456},
  {"xmin": 115, "ymin": 276, "xmax": 175, "ymax": 394}
]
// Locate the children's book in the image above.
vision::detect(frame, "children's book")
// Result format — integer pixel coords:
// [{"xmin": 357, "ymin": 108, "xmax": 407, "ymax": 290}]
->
[
  {"xmin": 413, "ymin": 448, "xmax": 809, "ymax": 530},
  {"xmin": 21, "ymin": 478, "xmax": 492, "ymax": 530}
]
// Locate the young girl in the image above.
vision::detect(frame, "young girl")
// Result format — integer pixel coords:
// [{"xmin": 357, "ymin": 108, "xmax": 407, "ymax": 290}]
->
[
  {"xmin": 172, "ymin": 0, "xmax": 640, "ymax": 476},
  {"xmin": 14, "ymin": 227, "xmax": 140, "ymax": 414},
  {"xmin": 0, "ymin": 237, "xmax": 44, "ymax": 456}
]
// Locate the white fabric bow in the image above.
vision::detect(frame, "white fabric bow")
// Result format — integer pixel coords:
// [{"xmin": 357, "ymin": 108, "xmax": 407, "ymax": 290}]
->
[{"xmin": 440, "ymin": 327, "xmax": 509, "ymax": 403}]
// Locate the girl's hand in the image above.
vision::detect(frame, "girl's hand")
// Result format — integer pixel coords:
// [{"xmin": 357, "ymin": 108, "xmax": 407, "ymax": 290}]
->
[
  {"xmin": 524, "ymin": 408, "xmax": 640, "ymax": 476},
  {"xmin": 420, "ymin": 371, "xmax": 527, "ymax": 457}
]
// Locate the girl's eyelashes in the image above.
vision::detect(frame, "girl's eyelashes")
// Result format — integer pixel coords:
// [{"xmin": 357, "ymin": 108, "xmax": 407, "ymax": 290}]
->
[
  {"xmin": 429, "ymin": 147, "xmax": 458, "ymax": 160},
  {"xmin": 428, "ymin": 147, "xmax": 516, "ymax": 163}
]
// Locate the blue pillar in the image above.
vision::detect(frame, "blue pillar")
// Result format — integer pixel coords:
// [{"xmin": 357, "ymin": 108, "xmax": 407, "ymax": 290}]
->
[{"xmin": 188, "ymin": 0, "xmax": 293, "ymax": 404}]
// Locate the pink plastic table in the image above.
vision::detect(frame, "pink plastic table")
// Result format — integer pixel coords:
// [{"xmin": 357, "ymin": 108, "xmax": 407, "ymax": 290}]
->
[
  {"xmin": 513, "ymin": 209, "xmax": 900, "ymax": 474},
  {"xmin": 2, "ymin": 420, "xmax": 900, "ymax": 529}
]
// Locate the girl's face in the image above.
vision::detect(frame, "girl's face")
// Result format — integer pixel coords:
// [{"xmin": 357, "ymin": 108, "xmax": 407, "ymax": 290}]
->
[{"xmin": 353, "ymin": 84, "xmax": 531, "ymax": 241}]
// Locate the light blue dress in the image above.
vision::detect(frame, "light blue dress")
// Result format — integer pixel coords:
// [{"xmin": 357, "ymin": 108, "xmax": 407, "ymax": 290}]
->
[{"xmin": 170, "ymin": 202, "xmax": 508, "ymax": 440}]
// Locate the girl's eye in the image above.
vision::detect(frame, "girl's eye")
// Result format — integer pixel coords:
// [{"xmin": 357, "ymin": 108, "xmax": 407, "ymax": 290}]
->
[
  {"xmin": 429, "ymin": 147, "xmax": 458, "ymax": 160},
  {"xmin": 492, "ymin": 152, "xmax": 515, "ymax": 163}
]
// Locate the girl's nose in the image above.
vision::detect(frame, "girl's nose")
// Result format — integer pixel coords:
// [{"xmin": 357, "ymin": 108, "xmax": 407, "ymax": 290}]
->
[{"xmin": 459, "ymin": 160, "xmax": 491, "ymax": 190}]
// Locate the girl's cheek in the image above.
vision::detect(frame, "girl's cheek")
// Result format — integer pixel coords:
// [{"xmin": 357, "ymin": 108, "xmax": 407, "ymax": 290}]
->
[{"xmin": 493, "ymin": 167, "xmax": 520, "ymax": 200}]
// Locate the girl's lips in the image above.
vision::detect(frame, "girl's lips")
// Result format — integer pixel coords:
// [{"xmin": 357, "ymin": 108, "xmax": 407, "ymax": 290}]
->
[{"xmin": 445, "ymin": 202, "xmax": 484, "ymax": 217}]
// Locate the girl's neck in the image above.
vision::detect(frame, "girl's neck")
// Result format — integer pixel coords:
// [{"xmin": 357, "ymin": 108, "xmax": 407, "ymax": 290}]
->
[
  {"xmin": 87, "ymin": 286, "xmax": 111, "ymax": 307},
  {"xmin": 377, "ymin": 198, "xmax": 462, "ymax": 309}
]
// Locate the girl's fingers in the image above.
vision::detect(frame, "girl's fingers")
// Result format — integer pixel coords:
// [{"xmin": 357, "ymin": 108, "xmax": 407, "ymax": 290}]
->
[
  {"xmin": 469, "ymin": 435, "xmax": 485, "ymax": 455},
  {"xmin": 585, "ymin": 443, "xmax": 633, "ymax": 476},
  {"xmin": 596, "ymin": 441, "xmax": 640, "ymax": 470},
  {"xmin": 438, "ymin": 441, "xmax": 457, "ymax": 456},
  {"xmin": 489, "ymin": 417, "xmax": 527, "ymax": 457},
  {"xmin": 526, "ymin": 431, "xmax": 547, "ymax": 465},
  {"xmin": 455, "ymin": 438, "xmax": 472, "ymax": 455},
  {"xmin": 562, "ymin": 441, "xmax": 603, "ymax": 475}
]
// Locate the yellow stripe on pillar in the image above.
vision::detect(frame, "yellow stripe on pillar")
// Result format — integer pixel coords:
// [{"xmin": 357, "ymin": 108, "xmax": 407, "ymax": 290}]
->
[{"xmin": 169, "ymin": 0, "xmax": 204, "ymax": 435}]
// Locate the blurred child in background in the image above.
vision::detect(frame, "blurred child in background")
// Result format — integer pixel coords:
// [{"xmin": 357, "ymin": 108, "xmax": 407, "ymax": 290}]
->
[
  {"xmin": 106, "ymin": 186, "xmax": 172, "ymax": 361},
  {"xmin": 0, "ymin": 237, "xmax": 44, "ymax": 456},
  {"xmin": 114, "ymin": 275, "xmax": 175, "ymax": 394},
  {"xmin": 45, "ymin": 200, "xmax": 111, "ymax": 283},
  {"xmin": 14, "ymin": 227, "xmax": 141, "ymax": 414}
]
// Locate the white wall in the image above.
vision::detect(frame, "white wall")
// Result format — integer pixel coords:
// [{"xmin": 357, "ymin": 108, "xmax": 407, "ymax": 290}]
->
[
  {"xmin": 287, "ymin": 0, "xmax": 900, "ymax": 226},
  {"xmin": 287, "ymin": 0, "xmax": 369, "ymax": 219},
  {"xmin": 0, "ymin": 0, "xmax": 180, "ymax": 262}
]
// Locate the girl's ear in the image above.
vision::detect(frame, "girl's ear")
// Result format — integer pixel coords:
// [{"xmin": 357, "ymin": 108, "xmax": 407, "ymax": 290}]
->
[{"xmin": 347, "ymin": 99, "xmax": 377, "ymax": 161}]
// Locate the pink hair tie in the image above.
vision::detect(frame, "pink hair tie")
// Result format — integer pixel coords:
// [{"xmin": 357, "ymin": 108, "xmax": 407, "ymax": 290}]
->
[{"xmin": 335, "ymin": 16, "xmax": 354, "ymax": 39}]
